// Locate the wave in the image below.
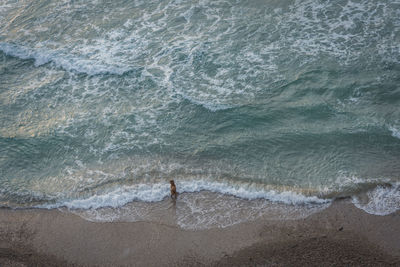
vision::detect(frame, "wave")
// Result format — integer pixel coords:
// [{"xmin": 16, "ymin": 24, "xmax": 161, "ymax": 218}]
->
[
  {"xmin": 68, "ymin": 190, "xmax": 331, "ymax": 230},
  {"xmin": 38, "ymin": 179, "xmax": 330, "ymax": 210},
  {"xmin": 5, "ymin": 173, "xmax": 399, "ymax": 230},
  {"xmin": 37, "ymin": 179, "xmax": 400, "ymax": 229},
  {"xmin": 352, "ymin": 182, "xmax": 400, "ymax": 216},
  {"xmin": 389, "ymin": 126, "xmax": 400, "ymax": 139},
  {"xmin": 0, "ymin": 42, "xmax": 131, "ymax": 76},
  {"xmin": 180, "ymin": 94, "xmax": 234, "ymax": 112}
]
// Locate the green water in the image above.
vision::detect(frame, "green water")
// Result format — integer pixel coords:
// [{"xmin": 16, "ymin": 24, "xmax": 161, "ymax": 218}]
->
[{"xmin": 0, "ymin": 0, "xmax": 399, "ymax": 214}]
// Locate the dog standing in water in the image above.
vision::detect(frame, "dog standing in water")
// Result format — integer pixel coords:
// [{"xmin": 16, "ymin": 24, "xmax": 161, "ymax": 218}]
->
[{"xmin": 170, "ymin": 180, "xmax": 177, "ymax": 199}]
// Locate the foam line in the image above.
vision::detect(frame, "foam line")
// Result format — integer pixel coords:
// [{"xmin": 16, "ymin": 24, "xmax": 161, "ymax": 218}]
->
[
  {"xmin": 0, "ymin": 42, "xmax": 130, "ymax": 75},
  {"xmin": 180, "ymin": 94, "xmax": 233, "ymax": 112},
  {"xmin": 38, "ymin": 180, "xmax": 330, "ymax": 210},
  {"xmin": 352, "ymin": 182, "xmax": 400, "ymax": 216},
  {"xmin": 389, "ymin": 126, "xmax": 400, "ymax": 139}
]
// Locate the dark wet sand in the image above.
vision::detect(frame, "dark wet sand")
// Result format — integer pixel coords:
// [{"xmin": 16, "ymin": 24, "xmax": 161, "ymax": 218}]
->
[{"xmin": 0, "ymin": 198, "xmax": 399, "ymax": 266}]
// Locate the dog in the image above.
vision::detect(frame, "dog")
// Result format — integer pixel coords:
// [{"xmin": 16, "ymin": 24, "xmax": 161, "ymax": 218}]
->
[{"xmin": 170, "ymin": 180, "xmax": 177, "ymax": 199}]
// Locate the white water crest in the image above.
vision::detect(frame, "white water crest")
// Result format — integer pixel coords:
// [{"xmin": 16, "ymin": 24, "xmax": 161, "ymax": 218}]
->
[
  {"xmin": 40, "ymin": 179, "xmax": 330, "ymax": 210},
  {"xmin": 66, "ymin": 191, "xmax": 331, "ymax": 230},
  {"xmin": 352, "ymin": 183, "xmax": 400, "ymax": 216},
  {"xmin": 38, "ymin": 179, "xmax": 332, "ymax": 229},
  {"xmin": 1, "ymin": 0, "xmax": 399, "ymax": 225},
  {"xmin": 0, "ymin": 42, "xmax": 132, "ymax": 75},
  {"xmin": 389, "ymin": 126, "xmax": 400, "ymax": 139}
]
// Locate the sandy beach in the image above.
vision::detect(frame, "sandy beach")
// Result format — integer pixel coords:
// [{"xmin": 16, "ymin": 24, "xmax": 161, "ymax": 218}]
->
[
  {"xmin": 2, "ymin": 0, "xmax": 400, "ymax": 266},
  {"xmin": 0, "ymin": 198, "xmax": 399, "ymax": 266}
]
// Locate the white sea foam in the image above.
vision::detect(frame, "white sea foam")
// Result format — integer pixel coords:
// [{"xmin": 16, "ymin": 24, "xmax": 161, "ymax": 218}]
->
[
  {"xmin": 352, "ymin": 183, "xmax": 400, "ymax": 216},
  {"xmin": 2, "ymin": 0, "xmax": 399, "ymax": 228},
  {"xmin": 175, "ymin": 192, "xmax": 329, "ymax": 230},
  {"xmin": 68, "ymin": 191, "xmax": 330, "ymax": 230},
  {"xmin": 39, "ymin": 179, "xmax": 330, "ymax": 210},
  {"xmin": 332, "ymin": 172, "xmax": 400, "ymax": 215},
  {"xmin": 281, "ymin": 0, "xmax": 397, "ymax": 64},
  {"xmin": 0, "ymin": 42, "xmax": 131, "ymax": 75},
  {"xmin": 180, "ymin": 94, "xmax": 233, "ymax": 112},
  {"xmin": 389, "ymin": 126, "xmax": 400, "ymax": 139}
]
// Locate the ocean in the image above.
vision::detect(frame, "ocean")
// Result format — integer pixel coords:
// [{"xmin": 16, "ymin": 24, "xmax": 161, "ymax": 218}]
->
[{"xmin": 1, "ymin": 0, "xmax": 399, "ymax": 229}]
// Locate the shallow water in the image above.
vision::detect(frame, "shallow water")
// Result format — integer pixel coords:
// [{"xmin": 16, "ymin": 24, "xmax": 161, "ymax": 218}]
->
[
  {"xmin": 68, "ymin": 191, "xmax": 330, "ymax": 230},
  {"xmin": 1, "ymin": 0, "xmax": 399, "ymax": 223}
]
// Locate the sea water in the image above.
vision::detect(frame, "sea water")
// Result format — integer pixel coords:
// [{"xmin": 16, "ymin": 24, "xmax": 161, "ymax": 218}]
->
[{"xmin": 1, "ymin": 0, "xmax": 399, "ymax": 229}]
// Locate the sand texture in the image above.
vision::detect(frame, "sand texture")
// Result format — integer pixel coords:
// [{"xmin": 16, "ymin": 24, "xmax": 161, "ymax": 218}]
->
[{"xmin": 0, "ymin": 199, "xmax": 399, "ymax": 266}]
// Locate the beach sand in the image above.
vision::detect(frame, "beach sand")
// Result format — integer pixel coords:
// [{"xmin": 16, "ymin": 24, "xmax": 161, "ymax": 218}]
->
[{"xmin": 0, "ymin": 198, "xmax": 399, "ymax": 266}]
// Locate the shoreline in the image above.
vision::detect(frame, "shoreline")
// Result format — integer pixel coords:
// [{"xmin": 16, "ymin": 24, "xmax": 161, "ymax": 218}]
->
[{"xmin": 0, "ymin": 198, "xmax": 399, "ymax": 266}]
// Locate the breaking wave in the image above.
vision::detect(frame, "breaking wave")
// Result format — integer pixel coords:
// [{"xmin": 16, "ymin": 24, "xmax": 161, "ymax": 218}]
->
[{"xmin": 0, "ymin": 42, "xmax": 131, "ymax": 75}]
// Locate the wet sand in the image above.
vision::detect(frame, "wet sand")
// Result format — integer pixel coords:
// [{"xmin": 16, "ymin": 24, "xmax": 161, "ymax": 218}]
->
[{"xmin": 0, "ymin": 198, "xmax": 399, "ymax": 266}]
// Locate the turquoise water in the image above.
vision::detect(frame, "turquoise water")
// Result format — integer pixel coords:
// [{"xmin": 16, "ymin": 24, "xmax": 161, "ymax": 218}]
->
[{"xmin": 0, "ymin": 0, "xmax": 399, "ymax": 217}]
